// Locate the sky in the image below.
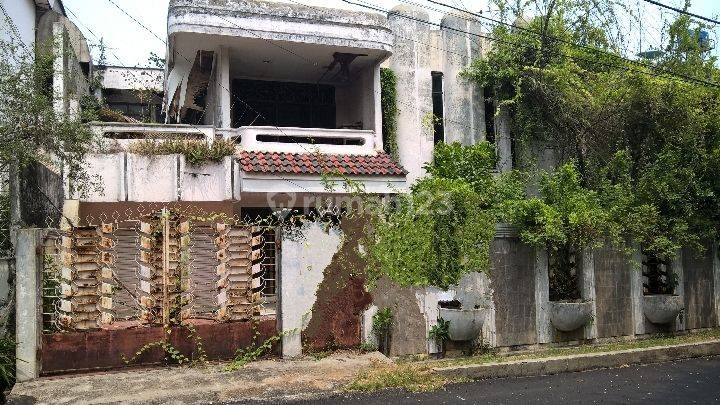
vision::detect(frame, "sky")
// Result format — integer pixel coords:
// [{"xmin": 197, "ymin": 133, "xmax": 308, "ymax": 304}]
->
[{"xmin": 62, "ymin": 0, "xmax": 720, "ymax": 67}]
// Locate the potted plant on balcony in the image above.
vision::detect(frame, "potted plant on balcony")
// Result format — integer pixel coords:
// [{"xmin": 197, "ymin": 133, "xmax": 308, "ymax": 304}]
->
[
  {"xmin": 505, "ymin": 163, "xmax": 607, "ymax": 332},
  {"xmin": 372, "ymin": 307, "xmax": 393, "ymax": 356},
  {"xmin": 428, "ymin": 317, "xmax": 450, "ymax": 358}
]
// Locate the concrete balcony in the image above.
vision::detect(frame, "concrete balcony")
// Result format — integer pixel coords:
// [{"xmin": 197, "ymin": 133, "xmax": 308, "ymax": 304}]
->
[{"xmin": 226, "ymin": 126, "xmax": 378, "ymax": 156}]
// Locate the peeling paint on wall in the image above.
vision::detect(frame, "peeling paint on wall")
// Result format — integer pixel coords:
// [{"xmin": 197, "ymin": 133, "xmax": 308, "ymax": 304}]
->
[{"xmin": 302, "ymin": 218, "xmax": 372, "ymax": 351}]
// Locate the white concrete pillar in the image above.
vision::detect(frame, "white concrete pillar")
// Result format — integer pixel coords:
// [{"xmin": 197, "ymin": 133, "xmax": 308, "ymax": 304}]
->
[
  {"xmin": 216, "ymin": 46, "xmax": 232, "ymax": 128},
  {"xmin": 534, "ymin": 249, "xmax": 552, "ymax": 343},
  {"xmin": 713, "ymin": 242, "xmax": 720, "ymax": 326},
  {"xmin": 372, "ymin": 63, "xmax": 384, "ymax": 152},
  {"xmin": 52, "ymin": 22, "xmax": 67, "ymax": 117},
  {"xmin": 630, "ymin": 246, "xmax": 645, "ymax": 335},
  {"xmin": 388, "ymin": 5, "xmax": 434, "ymax": 185},
  {"xmin": 671, "ymin": 250, "xmax": 685, "ymax": 331},
  {"xmin": 15, "ymin": 229, "xmax": 44, "ymax": 382},
  {"xmin": 581, "ymin": 249, "xmax": 598, "ymax": 340},
  {"xmin": 439, "ymin": 13, "xmax": 485, "ymax": 145}
]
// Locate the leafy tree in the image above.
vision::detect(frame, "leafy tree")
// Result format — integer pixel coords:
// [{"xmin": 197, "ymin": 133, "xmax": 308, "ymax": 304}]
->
[{"xmin": 0, "ymin": 38, "xmax": 98, "ymax": 200}]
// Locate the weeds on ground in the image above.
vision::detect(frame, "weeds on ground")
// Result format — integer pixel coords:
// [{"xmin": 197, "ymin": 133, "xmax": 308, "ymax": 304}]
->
[
  {"xmin": 431, "ymin": 328, "xmax": 720, "ymax": 369},
  {"xmin": 345, "ymin": 361, "xmax": 451, "ymax": 392},
  {"xmin": 225, "ymin": 334, "xmax": 283, "ymax": 371}
]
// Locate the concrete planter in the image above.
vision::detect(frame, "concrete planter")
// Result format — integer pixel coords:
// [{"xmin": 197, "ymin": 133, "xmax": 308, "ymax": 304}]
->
[
  {"xmin": 438, "ymin": 308, "xmax": 485, "ymax": 341},
  {"xmin": 549, "ymin": 301, "xmax": 594, "ymax": 332},
  {"xmin": 643, "ymin": 294, "xmax": 684, "ymax": 324}
]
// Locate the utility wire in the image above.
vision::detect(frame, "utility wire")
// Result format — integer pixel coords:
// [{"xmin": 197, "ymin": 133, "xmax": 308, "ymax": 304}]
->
[
  {"xmin": 641, "ymin": 0, "xmax": 720, "ymax": 25},
  {"xmin": 389, "ymin": 0, "xmax": 720, "ymax": 88}
]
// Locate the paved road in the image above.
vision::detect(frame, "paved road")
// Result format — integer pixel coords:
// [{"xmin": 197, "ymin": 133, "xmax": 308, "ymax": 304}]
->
[{"xmin": 282, "ymin": 356, "xmax": 720, "ymax": 404}]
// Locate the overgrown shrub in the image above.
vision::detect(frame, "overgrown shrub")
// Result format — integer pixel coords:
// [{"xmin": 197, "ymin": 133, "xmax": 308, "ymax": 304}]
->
[
  {"xmin": 0, "ymin": 337, "xmax": 16, "ymax": 393},
  {"xmin": 128, "ymin": 139, "xmax": 236, "ymax": 165},
  {"xmin": 504, "ymin": 163, "xmax": 610, "ymax": 300}
]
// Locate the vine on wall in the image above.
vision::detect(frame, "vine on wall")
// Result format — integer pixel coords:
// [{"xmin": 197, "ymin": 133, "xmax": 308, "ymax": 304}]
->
[{"xmin": 380, "ymin": 68, "xmax": 399, "ymax": 160}]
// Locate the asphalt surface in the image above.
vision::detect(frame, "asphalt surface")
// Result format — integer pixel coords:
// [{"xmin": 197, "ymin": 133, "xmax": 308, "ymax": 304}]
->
[{"xmin": 270, "ymin": 356, "xmax": 720, "ymax": 404}]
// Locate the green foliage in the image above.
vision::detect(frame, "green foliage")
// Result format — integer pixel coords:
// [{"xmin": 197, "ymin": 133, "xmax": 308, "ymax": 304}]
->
[
  {"xmin": 469, "ymin": 2, "xmax": 720, "ymax": 266},
  {"xmin": 0, "ymin": 337, "xmax": 15, "ymax": 391},
  {"xmin": 225, "ymin": 334, "xmax": 283, "ymax": 371},
  {"xmin": 0, "ymin": 38, "xmax": 98, "ymax": 196},
  {"xmin": 128, "ymin": 139, "xmax": 236, "ymax": 165},
  {"xmin": 364, "ymin": 142, "xmax": 520, "ymax": 289},
  {"xmin": 122, "ymin": 325, "xmax": 207, "ymax": 366},
  {"xmin": 359, "ymin": 341, "xmax": 378, "ymax": 352},
  {"xmin": 366, "ymin": 177, "xmax": 496, "ymax": 289},
  {"xmin": 428, "ymin": 318, "xmax": 450, "ymax": 343},
  {"xmin": 380, "ymin": 68, "xmax": 399, "ymax": 160},
  {"xmin": 504, "ymin": 163, "xmax": 610, "ymax": 300},
  {"xmin": 371, "ymin": 307, "xmax": 393, "ymax": 337}
]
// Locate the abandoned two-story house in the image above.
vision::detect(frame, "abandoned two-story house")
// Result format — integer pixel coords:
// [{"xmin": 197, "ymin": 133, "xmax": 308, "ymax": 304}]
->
[{"xmin": 14, "ymin": 0, "xmax": 720, "ymax": 381}]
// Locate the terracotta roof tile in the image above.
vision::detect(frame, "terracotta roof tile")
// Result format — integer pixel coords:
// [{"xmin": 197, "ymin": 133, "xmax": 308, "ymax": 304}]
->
[{"xmin": 238, "ymin": 151, "xmax": 407, "ymax": 177}]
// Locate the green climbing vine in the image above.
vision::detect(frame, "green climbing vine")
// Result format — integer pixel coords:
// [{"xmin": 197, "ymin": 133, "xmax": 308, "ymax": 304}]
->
[{"xmin": 380, "ymin": 68, "xmax": 399, "ymax": 160}]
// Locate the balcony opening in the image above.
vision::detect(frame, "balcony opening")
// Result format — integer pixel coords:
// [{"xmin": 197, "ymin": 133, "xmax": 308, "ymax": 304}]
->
[
  {"xmin": 431, "ymin": 71, "xmax": 444, "ymax": 145},
  {"xmin": 256, "ymin": 134, "xmax": 364, "ymax": 146},
  {"xmin": 232, "ymin": 79, "xmax": 336, "ymax": 129}
]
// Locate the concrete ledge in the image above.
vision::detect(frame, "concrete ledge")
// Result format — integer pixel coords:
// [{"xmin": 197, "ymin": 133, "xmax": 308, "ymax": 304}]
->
[{"xmin": 433, "ymin": 340, "xmax": 720, "ymax": 380}]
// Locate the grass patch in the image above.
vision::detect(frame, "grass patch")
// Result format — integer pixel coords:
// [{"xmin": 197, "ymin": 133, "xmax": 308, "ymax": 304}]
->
[
  {"xmin": 432, "ymin": 328, "xmax": 720, "ymax": 369},
  {"xmin": 347, "ymin": 329, "xmax": 720, "ymax": 393},
  {"xmin": 345, "ymin": 361, "xmax": 451, "ymax": 392}
]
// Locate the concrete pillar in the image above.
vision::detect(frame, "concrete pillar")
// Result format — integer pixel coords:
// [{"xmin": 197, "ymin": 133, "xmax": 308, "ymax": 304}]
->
[
  {"xmin": 630, "ymin": 246, "xmax": 645, "ymax": 335},
  {"xmin": 216, "ymin": 46, "xmax": 231, "ymax": 128},
  {"xmin": 372, "ymin": 63, "xmax": 384, "ymax": 152},
  {"xmin": 15, "ymin": 229, "xmax": 44, "ymax": 382},
  {"xmin": 713, "ymin": 242, "xmax": 720, "ymax": 326},
  {"xmin": 52, "ymin": 22, "xmax": 67, "ymax": 117},
  {"xmin": 581, "ymin": 249, "xmax": 598, "ymax": 340},
  {"xmin": 534, "ymin": 248, "xmax": 552, "ymax": 343},
  {"xmin": 671, "ymin": 250, "xmax": 686, "ymax": 331},
  {"xmin": 495, "ymin": 105, "xmax": 512, "ymax": 172},
  {"xmin": 439, "ymin": 14, "xmax": 485, "ymax": 145},
  {"xmin": 388, "ymin": 5, "xmax": 434, "ymax": 185}
]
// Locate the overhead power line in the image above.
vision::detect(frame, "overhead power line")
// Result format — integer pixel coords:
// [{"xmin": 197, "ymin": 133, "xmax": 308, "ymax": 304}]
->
[
  {"xmin": 641, "ymin": 0, "xmax": 720, "ymax": 25},
  {"xmin": 391, "ymin": 0, "xmax": 720, "ymax": 89}
]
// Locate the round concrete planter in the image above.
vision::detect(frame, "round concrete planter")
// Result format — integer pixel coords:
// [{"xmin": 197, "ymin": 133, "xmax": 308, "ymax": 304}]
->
[
  {"xmin": 438, "ymin": 308, "xmax": 485, "ymax": 341},
  {"xmin": 643, "ymin": 294, "xmax": 684, "ymax": 324},
  {"xmin": 549, "ymin": 301, "xmax": 594, "ymax": 332}
]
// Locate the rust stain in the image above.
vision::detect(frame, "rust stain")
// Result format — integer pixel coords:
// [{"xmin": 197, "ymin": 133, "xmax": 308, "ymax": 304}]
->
[
  {"xmin": 301, "ymin": 218, "xmax": 372, "ymax": 351},
  {"xmin": 41, "ymin": 318, "xmax": 277, "ymax": 375}
]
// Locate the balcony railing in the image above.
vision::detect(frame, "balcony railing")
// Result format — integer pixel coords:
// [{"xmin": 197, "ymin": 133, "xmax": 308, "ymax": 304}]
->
[{"xmin": 225, "ymin": 126, "xmax": 377, "ymax": 156}]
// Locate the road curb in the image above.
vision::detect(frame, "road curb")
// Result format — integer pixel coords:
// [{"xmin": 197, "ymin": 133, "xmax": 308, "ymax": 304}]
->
[{"xmin": 433, "ymin": 340, "xmax": 720, "ymax": 380}]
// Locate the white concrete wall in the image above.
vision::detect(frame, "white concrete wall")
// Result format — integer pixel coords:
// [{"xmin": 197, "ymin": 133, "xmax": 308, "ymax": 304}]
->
[
  {"xmin": 440, "ymin": 14, "xmax": 486, "ymax": 145},
  {"xmin": 280, "ymin": 222, "xmax": 343, "ymax": 357},
  {"xmin": 181, "ymin": 156, "xmax": 233, "ymax": 201},
  {"xmin": 126, "ymin": 154, "xmax": 180, "ymax": 202},
  {"xmin": 1, "ymin": 0, "xmax": 36, "ymax": 50},
  {"xmin": 388, "ymin": 5, "xmax": 435, "ymax": 185},
  {"xmin": 73, "ymin": 153, "xmax": 126, "ymax": 202}
]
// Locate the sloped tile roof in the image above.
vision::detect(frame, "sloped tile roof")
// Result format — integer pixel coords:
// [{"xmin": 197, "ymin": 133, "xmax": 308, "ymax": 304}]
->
[{"xmin": 238, "ymin": 151, "xmax": 407, "ymax": 177}]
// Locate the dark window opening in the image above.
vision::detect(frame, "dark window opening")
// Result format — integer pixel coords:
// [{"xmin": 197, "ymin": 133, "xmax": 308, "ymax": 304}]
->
[
  {"xmin": 232, "ymin": 79, "xmax": 336, "ymax": 129},
  {"xmin": 431, "ymin": 71, "xmax": 444, "ymax": 145},
  {"xmin": 483, "ymin": 86, "xmax": 495, "ymax": 144},
  {"xmin": 106, "ymin": 102, "xmax": 162, "ymax": 123},
  {"xmin": 256, "ymin": 134, "xmax": 364, "ymax": 146}
]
